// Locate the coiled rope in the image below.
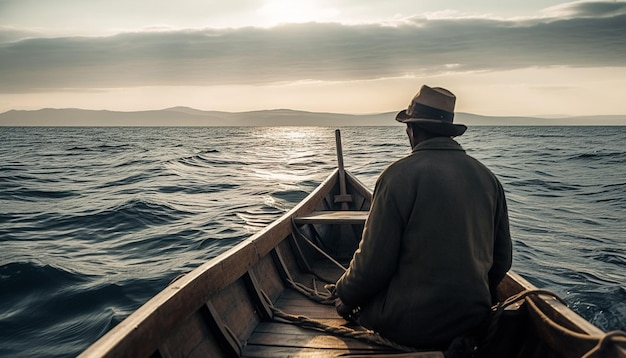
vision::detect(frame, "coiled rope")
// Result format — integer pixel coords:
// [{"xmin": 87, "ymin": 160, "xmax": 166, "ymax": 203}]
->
[{"xmin": 284, "ymin": 276, "xmax": 335, "ymax": 305}]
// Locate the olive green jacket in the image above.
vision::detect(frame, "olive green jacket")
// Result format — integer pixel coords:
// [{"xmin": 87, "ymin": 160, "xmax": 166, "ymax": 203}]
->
[{"xmin": 336, "ymin": 137, "xmax": 512, "ymax": 349}]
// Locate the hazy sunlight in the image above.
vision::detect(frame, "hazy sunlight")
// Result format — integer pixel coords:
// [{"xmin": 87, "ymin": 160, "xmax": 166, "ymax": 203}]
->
[{"xmin": 257, "ymin": 0, "xmax": 339, "ymax": 26}]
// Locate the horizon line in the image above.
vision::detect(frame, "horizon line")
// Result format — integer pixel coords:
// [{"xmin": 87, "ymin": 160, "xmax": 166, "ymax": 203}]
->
[{"xmin": 3, "ymin": 106, "xmax": 626, "ymax": 119}]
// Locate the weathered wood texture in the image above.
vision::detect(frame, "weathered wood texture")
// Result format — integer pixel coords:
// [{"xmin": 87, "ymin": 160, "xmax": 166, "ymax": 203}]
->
[
  {"xmin": 242, "ymin": 289, "xmax": 395, "ymax": 357},
  {"xmin": 158, "ymin": 308, "xmax": 224, "ymax": 358},
  {"xmin": 293, "ymin": 211, "xmax": 368, "ymax": 225}
]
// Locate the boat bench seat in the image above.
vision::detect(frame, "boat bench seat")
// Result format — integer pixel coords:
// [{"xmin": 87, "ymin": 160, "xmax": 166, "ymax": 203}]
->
[{"xmin": 293, "ymin": 211, "xmax": 368, "ymax": 225}]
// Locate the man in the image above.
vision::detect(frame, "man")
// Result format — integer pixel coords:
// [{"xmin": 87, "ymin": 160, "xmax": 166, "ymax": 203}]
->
[{"xmin": 334, "ymin": 85, "xmax": 512, "ymax": 350}]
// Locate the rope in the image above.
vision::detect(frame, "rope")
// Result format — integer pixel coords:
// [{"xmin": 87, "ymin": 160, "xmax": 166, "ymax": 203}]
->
[
  {"xmin": 260, "ymin": 290, "xmax": 417, "ymax": 353},
  {"xmin": 272, "ymin": 307, "xmax": 419, "ymax": 352},
  {"xmin": 501, "ymin": 289, "xmax": 567, "ymax": 307},
  {"xmin": 291, "ymin": 217, "xmax": 348, "ymax": 272},
  {"xmin": 284, "ymin": 276, "xmax": 335, "ymax": 305},
  {"xmin": 582, "ymin": 330, "xmax": 626, "ymax": 357},
  {"xmin": 482, "ymin": 289, "xmax": 568, "ymax": 347}
]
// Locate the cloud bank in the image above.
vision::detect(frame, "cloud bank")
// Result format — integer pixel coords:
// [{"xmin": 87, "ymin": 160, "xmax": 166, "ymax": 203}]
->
[{"xmin": 1, "ymin": 2, "xmax": 624, "ymax": 93}]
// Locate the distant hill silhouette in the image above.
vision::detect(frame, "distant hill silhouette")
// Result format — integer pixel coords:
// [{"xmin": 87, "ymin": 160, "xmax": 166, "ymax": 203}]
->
[{"xmin": 0, "ymin": 107, "xmax": 624, "ymax": 126}]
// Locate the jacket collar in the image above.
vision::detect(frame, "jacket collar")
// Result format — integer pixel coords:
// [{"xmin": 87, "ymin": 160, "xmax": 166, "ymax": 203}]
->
[{"xmin": 411, "ymin": 136, "xmax": 465, "ymax": 153}]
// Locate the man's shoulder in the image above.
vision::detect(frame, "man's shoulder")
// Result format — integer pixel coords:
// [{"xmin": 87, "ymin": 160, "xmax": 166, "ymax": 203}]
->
[
  {"xmin": 377, "ymin": 155, "xmax": 417, "ymax": 185},
  {"xmin": 384, "ymin": 154, "xmax": 415, "ymax": 172}
]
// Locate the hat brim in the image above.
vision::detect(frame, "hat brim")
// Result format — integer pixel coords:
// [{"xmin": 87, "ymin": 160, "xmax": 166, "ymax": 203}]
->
[{"xmin": 396, "ymin": 110, "xmax": 467, "ymax": 136}]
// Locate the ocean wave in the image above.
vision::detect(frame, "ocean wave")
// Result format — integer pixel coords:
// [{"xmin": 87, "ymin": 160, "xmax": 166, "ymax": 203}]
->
[
  {"xmin": 95, "ymin": 172, "xmax": 152, "ymax": 189},
  {"xmin": 36, "ymin": 198, "xmax": 195, "ymax": 235},
  {"xmin": 0, "ymin": 266, "xmax": 166, "ymax": 357},
  {"xmin": 1, "ymin": 187, "xmax": 79, "ymax": 201},
  {"xmin": 174, "ymin": 153, "xmax": 247, "ymax": 168},
  {"xmin": 236, "ymin": 207, "xmax": 285, "ymax": 228},
  {"xmin": 158, "ymin": 182, "xmax": 239, "ymax": 194},
  {"xmin": 63, "ymin": 143, "xmax": 139, "ymax": 155},
  {"xmin": 271, "ymin": 189, "xmax": 309, "ymax": 203},
  {"xmin": 568, "ymin": 151, "xmax": 626, "ymax": 161},
  {"xmin": 0, "ymin": 262, "xmax": 87, "ymax": 295},
  {"xmin": 586, "ymin": 249, "xmax": 626, "ymax": 266},
  {"xmin": 507, "ymin": 178, "xmax": 583, "ymax": 194}
]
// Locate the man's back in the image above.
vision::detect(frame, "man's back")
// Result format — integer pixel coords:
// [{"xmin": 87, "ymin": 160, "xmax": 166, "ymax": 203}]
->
[{"xmin": 336, "ymin": 136, "xmax": 512, "ymax": 348}]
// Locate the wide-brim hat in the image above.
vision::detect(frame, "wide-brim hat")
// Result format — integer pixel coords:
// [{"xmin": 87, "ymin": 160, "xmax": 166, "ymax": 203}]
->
[{"xmin": 396, "ymin": 85, "xmax": 467, "ymax": 136}]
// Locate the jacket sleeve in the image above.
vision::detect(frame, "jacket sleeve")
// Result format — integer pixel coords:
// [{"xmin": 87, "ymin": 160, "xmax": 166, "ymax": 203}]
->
[
  {"xmin": 335, "ymin": 174, "xmax": 404, "ymax": 307},
  {"xmin": 488, "ymin": 181, "xmax": 513, "ymax": 301}
]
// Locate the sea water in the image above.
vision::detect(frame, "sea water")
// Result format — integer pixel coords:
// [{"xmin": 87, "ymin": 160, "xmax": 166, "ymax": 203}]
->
[{"xmin": 0, "ymin": 126, "xmax": 624, "ymax": 357}]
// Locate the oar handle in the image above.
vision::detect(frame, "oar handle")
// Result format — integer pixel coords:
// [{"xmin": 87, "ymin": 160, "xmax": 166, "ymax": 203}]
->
[
  {"xmin": 335, "ymin": 129, "xmax": 349, "ymax": 210},
  {"xmin": 335, "ymin": 129, "xmax": 345, "ymax": 174}
]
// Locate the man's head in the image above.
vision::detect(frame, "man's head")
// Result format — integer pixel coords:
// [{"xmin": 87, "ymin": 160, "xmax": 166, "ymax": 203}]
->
[{"xmin": 395, "ymin": 85, "xmax": 466, "ymax": 137}]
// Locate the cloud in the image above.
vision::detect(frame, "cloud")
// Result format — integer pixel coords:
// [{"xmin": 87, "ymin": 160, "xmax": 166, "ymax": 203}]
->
[
  {"xmin": 1, "ymin": 9, "xmax": 624, "ymax": 93},
  {"xmin": 542, "ymin": 0, "xmax": 626, "ymax": 18},
  {"xmin": 0, "ymin": 26, "xmax": 41, "ymax": 42}
]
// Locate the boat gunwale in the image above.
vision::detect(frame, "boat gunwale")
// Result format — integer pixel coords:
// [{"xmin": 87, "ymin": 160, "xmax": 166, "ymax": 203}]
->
[{"xmin": 501, "ymin": 271, "xmax": 605, "ymax": 337}]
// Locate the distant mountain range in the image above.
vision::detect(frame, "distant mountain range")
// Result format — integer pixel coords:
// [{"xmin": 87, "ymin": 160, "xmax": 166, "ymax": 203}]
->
[{"xmin": 0, "ymin": 107, "xmax": 624, "ymax": 126}]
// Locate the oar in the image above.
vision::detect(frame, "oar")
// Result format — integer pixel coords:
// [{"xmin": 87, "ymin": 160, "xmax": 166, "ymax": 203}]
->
[{"xmin": 334, "ymin": 129, "xmax": 352, "ymax": 210}]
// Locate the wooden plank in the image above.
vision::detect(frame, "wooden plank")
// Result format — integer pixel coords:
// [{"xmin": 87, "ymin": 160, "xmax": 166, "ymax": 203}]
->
[
  {"xmin": 289, "ymin": 232, "xmax": 314, "ymax": 272},
  {"xmin": 345, "ymin": 171, "xmax": 373, "ymax": 205},
  {"xmin": 275, "ymin": 239, "xmax": 309, "ymax": 280},
  {"xmin": 242, "ymin": 282, "xmax": 399, "ymax": 355},
  {"xmin": 209, "ymin": 278, "xmax": 260, "ymax": 342},
  {"xmin": 525, "ymin": 297, "xmax": 599, "ymax": 357},
  {"xmin": 294, "ymin": 211, "xmax": 368, "ymax": 225},
  {"xmin": 272, "ymin": 310, "xmax": 340, "ymax": 321},
  {"xmin": 277, "ymin": 286, "xmax": 335, "ymax": 301},
  {"xmin": 243, "ymin": 276, "xmax": 395, "ymax": 356},
  {"xmin": 275, "ymin": 301, "xmax": 339, "ymax": 320},
  {"xmin": 205, "ymin": 302, "xmax": 242, "ymax": 357},
  {"xmin": 250, "ymin": 253, "xmax": 285, "ymax": 303},
  {"xmin": 303, "ymin": 259, "xmax": 346, "ymax": 284},
  {"xmin": 247, "ymin": 330, "xmax": 388, "ymax": 350},
  {"xmin": 243, "ymin": 271, "xmax": 273, "ymax": 321},
  {"xmin": 275, "ymin": 298, "xmax": 336, "ymax": 310},
  {"xmin": 158, "ymin": 309, "xmax": 225, "ymax": 358},
  {"xmin": 274, "ymin": 288, "xmax": 334, "ymax": 310},
  {"xmin": 344, "ymin": 353, "xmax": 445, "ymax": 358},
  {"xmin": 242, "ymin": 345, "xmax": 396, "ymax": 358},
  {"xmin": 253, "ymin": 321, "xmax": 363, "ymax": 335}
]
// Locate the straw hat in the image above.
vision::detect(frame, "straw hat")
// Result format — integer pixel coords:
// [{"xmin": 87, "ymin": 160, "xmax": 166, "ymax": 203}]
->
[{"xmin": 396, "ymin": 85, "xmax": 467, "ymax": 136}]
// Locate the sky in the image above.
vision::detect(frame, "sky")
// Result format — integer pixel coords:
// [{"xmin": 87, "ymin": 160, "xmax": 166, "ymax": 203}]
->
[{"xmin": 1, "ymin": 0, "xmax": 625, "ymax": 117}]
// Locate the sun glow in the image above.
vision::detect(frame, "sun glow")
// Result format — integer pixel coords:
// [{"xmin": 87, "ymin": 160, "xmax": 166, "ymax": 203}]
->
[{"xmin": 257, "ymin": 0, "xmax": 339, "ymax": 26}]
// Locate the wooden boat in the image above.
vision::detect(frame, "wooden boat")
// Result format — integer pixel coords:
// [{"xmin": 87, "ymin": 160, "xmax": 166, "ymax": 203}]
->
[{"xmin": 80, "ymin": 131, "xmax": 625, "ymax": 358}]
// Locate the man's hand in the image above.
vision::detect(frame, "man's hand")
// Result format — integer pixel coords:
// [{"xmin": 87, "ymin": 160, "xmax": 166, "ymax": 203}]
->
[{"xmin": 335, "ymin": 297, "xmax": 357, "ymax": 322}]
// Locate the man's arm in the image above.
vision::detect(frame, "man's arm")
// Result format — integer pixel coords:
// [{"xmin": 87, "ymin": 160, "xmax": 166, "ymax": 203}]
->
[
  {"xmin": 488, "ymin": 183, "xmax": 513, "ymax": 302},
  {"xmin": 335, "ymin": 176, "xmax": 404, "ymax": 308}
]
